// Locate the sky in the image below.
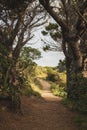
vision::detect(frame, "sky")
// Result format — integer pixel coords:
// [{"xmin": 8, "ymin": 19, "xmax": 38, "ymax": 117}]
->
[
  {"xmin": 28, "ymin": 24, "xmax": 65, "ymax": 67},
  {"xmin": 34, "ymin": 50, "xmax": 65, "ymax": 67}
]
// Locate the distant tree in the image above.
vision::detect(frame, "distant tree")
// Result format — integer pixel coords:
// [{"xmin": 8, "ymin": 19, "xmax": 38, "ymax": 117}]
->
[
  {"xmin": 58, "ymin": 59, "xmax": 66, "ymax": 72},
  {"xmin": 18, "ymin": 47, "xmax": 41, "ymax": 72},
  {"xmin": 17, "ymin": 47, "xmax": 41, "ymax": 86}
]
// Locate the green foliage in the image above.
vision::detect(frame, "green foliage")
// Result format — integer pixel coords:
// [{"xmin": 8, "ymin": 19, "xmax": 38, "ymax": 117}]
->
[
  {"xmin": 33, "ymin": 78, "xmax": 43, "ymax": 89},
  {"xmin": 46, "ymin": 67, "xmax": 58, "ymax": 82},
  {"xmin": 46, "ymin": 67, "xmax": 66, "ymax": 82},
  {"xmin": 20, "ymin": 47, "xmax": 41, "ymax": 61},
  {"xmin": 43, "ymin": 45, "xmax": 50, "ymax": 51},
  {"xmin": 45, "ymin": 23, "xmax": 61, "ymax": 40},
  {"xmin": 58, "ymin": 59, "xmax": 66, "ymax": 72},
  {"xmin": 18, "ymin": 58, "xmax": 36, "ymax": 70},
  {"xmin": 17, "ymin": 46, "xmax": 42, "ymax": 83},
  {"xmin": 51, "ymin": 83, "xmax": 67, "ymax": 97},
  {"xmin": 0, "ymin": 43, "xmax": 9, "ymax": 72},
  {"xmin": 50, "ymin": 32, "xmax": 61, "ymax": 40},
  {"xmin": 19, "ymin": 70, "xmax": 41, "ymax": 98},
  {"xmin": 45, "ymin": 23, "xmax": 58, "ymax": 31},
  {"xmin": 0, "ymin": 43, "xmax": 13, "ymax": 96},
  {"xmin": 46, "ymin": 67, "xmax": 66, "ymax": 97},
  {"xmin": 0, "ymin": 0, "xmax": 44, "ymax": 111},
  {"xmin": 1, "ymin": 0, "xmax": 32, "ymax": 11},
  {"xmin": 68, "ymin": 74, "xmax": 87, "ymax": 100},
  {"xmin": 62, "ymin": 98, "xmax": 87, "ymax": 130},
  {"xmin": 18, "ymin": 47, "xmax": 41, "ymax": 73},
  {"xmin": 47, "ymin": 73, "xmax": 59, "ymax": 82},
  {"xmin": 41, "ymin": 22, "xmax": 62, "ymax": 52},
  {"xmin": 41, "ymin": 31, "xmax": 48, "ymax": 35},
  {"xmin": 0, "ymin": 45, "xmax": 41, "ymax": 103},
  {"xmin": 34, "ymin": 66, "xmax": 47, "ymax": 78},
  {"xmin": 66, "ymin": 74, "xmax": 87, "ymax": 113},
  {"xmin": 46, "ymin": 67, "xmax": 56, "ymax": 74},
  {"xmin": 22, "ymin": 85, "xmax": 41, "ymax": 97},
  {"xmin": 0, "ymin": 43, "xmax": 8, "ymax": 55}
]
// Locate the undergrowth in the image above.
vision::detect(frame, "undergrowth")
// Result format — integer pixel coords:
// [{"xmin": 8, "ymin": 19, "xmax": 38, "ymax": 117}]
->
[
  {"xmin": 46, "ymin": 67, "xmax": 87, "ymax": 130},
  {"xmin": 46, "ymin": 67, "xmax": 66, "ymax": 98},
  {"xmin": 62, "ymin": 98, "xmax": 87, "ymax": 130},
  {"xmin": 21, "ymin": 84, "xmax": 41, "ymax": 98},
  {"xmin": 51, "ymin": 83, "xmax": 67, "ymax": 98}
]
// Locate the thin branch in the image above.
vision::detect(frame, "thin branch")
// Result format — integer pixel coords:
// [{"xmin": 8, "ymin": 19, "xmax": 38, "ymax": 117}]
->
[
  {"xmin": 39, "ymin": 0, "xmax": 68, "ymax": 31},
  {"xmin": 73, "ymin": 5, "xmax": 87, "ymax": 25},
  {"xmin": 0, "ymin": 16, "xmax": 9, "ymax": 27},
  {"xmin": 22, "ymin": 35, "xmax": 34, "ymax": 46}
]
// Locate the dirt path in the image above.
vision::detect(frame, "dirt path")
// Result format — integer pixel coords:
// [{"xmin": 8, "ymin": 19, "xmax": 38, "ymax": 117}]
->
[
  {"xmin": 39, "ymin": 79, "xmax": 62, "ymax": 101},
  {"xmin": 0, "ymin": 79, "xmax": 78, "ymax": 130}
]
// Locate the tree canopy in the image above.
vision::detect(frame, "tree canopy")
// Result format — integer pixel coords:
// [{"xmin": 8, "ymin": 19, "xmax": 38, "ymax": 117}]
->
[
  {"xmin": 39, "ymin": 0, "xmax": 87, "ymax": 99},
  {"xmin": 0, "ymin": 0, "xmax": 87, "ymax": 113},
  {"xmin": 0, "ymin": 0, "xmax": 46, "ymax": 112}
]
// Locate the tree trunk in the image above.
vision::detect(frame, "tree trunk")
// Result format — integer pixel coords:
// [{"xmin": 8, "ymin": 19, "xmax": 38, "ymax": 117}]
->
[
  {"xmin": 62, "ymin": 35, "xmax": 83, "ymax": 99},
  {"xmin": 69, "ymin": 39, "xmax": 83, "ymax": 72},
  {"xmin": 66, "ymin": 57, "xmax": 72, "ymax": 98},
  {"xmin": 8, "ymin": 59, "xmax": 21, "ymax": 113},
  {"xmin": 2, "ymin": 51, "xmax": 21, "ymax": 113}
]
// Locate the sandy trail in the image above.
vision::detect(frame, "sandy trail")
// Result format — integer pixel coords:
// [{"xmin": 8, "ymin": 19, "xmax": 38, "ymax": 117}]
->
[
  {"xmin": 0, "ymin": 79, "xmax": 78, "ymax": 130},
  {"xmin": 39, "ymin": 79, "xmax": 62, "ymax": 101}
]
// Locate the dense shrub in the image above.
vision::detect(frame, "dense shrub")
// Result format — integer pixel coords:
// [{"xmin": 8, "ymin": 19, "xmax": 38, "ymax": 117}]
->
[
  {"xmin": 24, "ymin": 86, "xmax": 41, "ymax": 97},
  {"xmin": 66, "ymin": 74, "xmax": 87, "ymax": 113},
  {"xmin": 46, "ymin": 67, "xmax": 66, "ymax": 98},
  {"xmin": 51, "ymin": 83, "xmax": 67, "ymax": 98},
  {"xmin": 67, "ymin": 74, "xmax": 87, "ymax": 100},
  {"xmin": 46, "ymin": 67, "xmax": 61, "ymax": 82},
  {"xmin": 21, "ymin": 82, "xmax": 41, "ymax": 97}
]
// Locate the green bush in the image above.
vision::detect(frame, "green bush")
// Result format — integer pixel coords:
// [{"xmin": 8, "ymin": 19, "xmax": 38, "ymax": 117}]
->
[
  {"xmin": 46, "ymin": 67, "xmax": 60, "ymax": 82},
  {"xmin": 46, "ymin": 67, "xmax": 67, "ymax": 98},
  {"xmin": 62, "ymin": 98, "xmax": 87, "ymax": 130},
  {"xmin": 33, "ymin": 78, "xmax": 43, "ymax": 89},
  {"xmin": 66, "ymin": 74, "xmax": 87, "ymax": 113},
  {"xmin": 51, "ymin": 83, "xmax": 67, "ymax": 98},
  {"xmin": 22, "ymin": 85, "xmax": 41, "ymax": 97},
  {"xmin": 67, "ymin": 74, "xmax": 87, "ymax": 100},
  {"xmin": 47, "ymin": 73, "xmax": 59, "ymax": 82}
]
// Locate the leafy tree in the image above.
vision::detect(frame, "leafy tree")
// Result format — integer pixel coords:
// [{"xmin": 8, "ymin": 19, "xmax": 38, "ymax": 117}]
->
[
  {"xmin": 20, "ymin": 47, "xmax": 41, "ymax": 61},
  {"xmin": 39, "ymin": 0, "xmax": 87, "ymax": 98},
  {"xmin": 0, "ymin": 0, "xmax": 45, "ymax": 112},
  {"xmin": 58, "ymin": 59, "xmax": 66, "ymax": 72},
  {"xmin": 18, "ymin": 47, "xmax": 41, "ymax": 77},
  {"xmin": 41, "ymin": 22, "xmax": 62, "ymax": 51}
]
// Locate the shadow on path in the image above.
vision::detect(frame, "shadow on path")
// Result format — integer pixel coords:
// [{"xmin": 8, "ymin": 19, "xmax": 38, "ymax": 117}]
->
[{"xmin": 0, "ymin": 79, "xmax": 79, "ymax": 130}]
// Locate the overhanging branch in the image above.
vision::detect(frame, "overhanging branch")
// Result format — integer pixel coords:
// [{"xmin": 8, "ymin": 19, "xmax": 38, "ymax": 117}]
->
[{"xmin": 39, "ymin": 0, "xmax": 68, "ymax": 31}]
